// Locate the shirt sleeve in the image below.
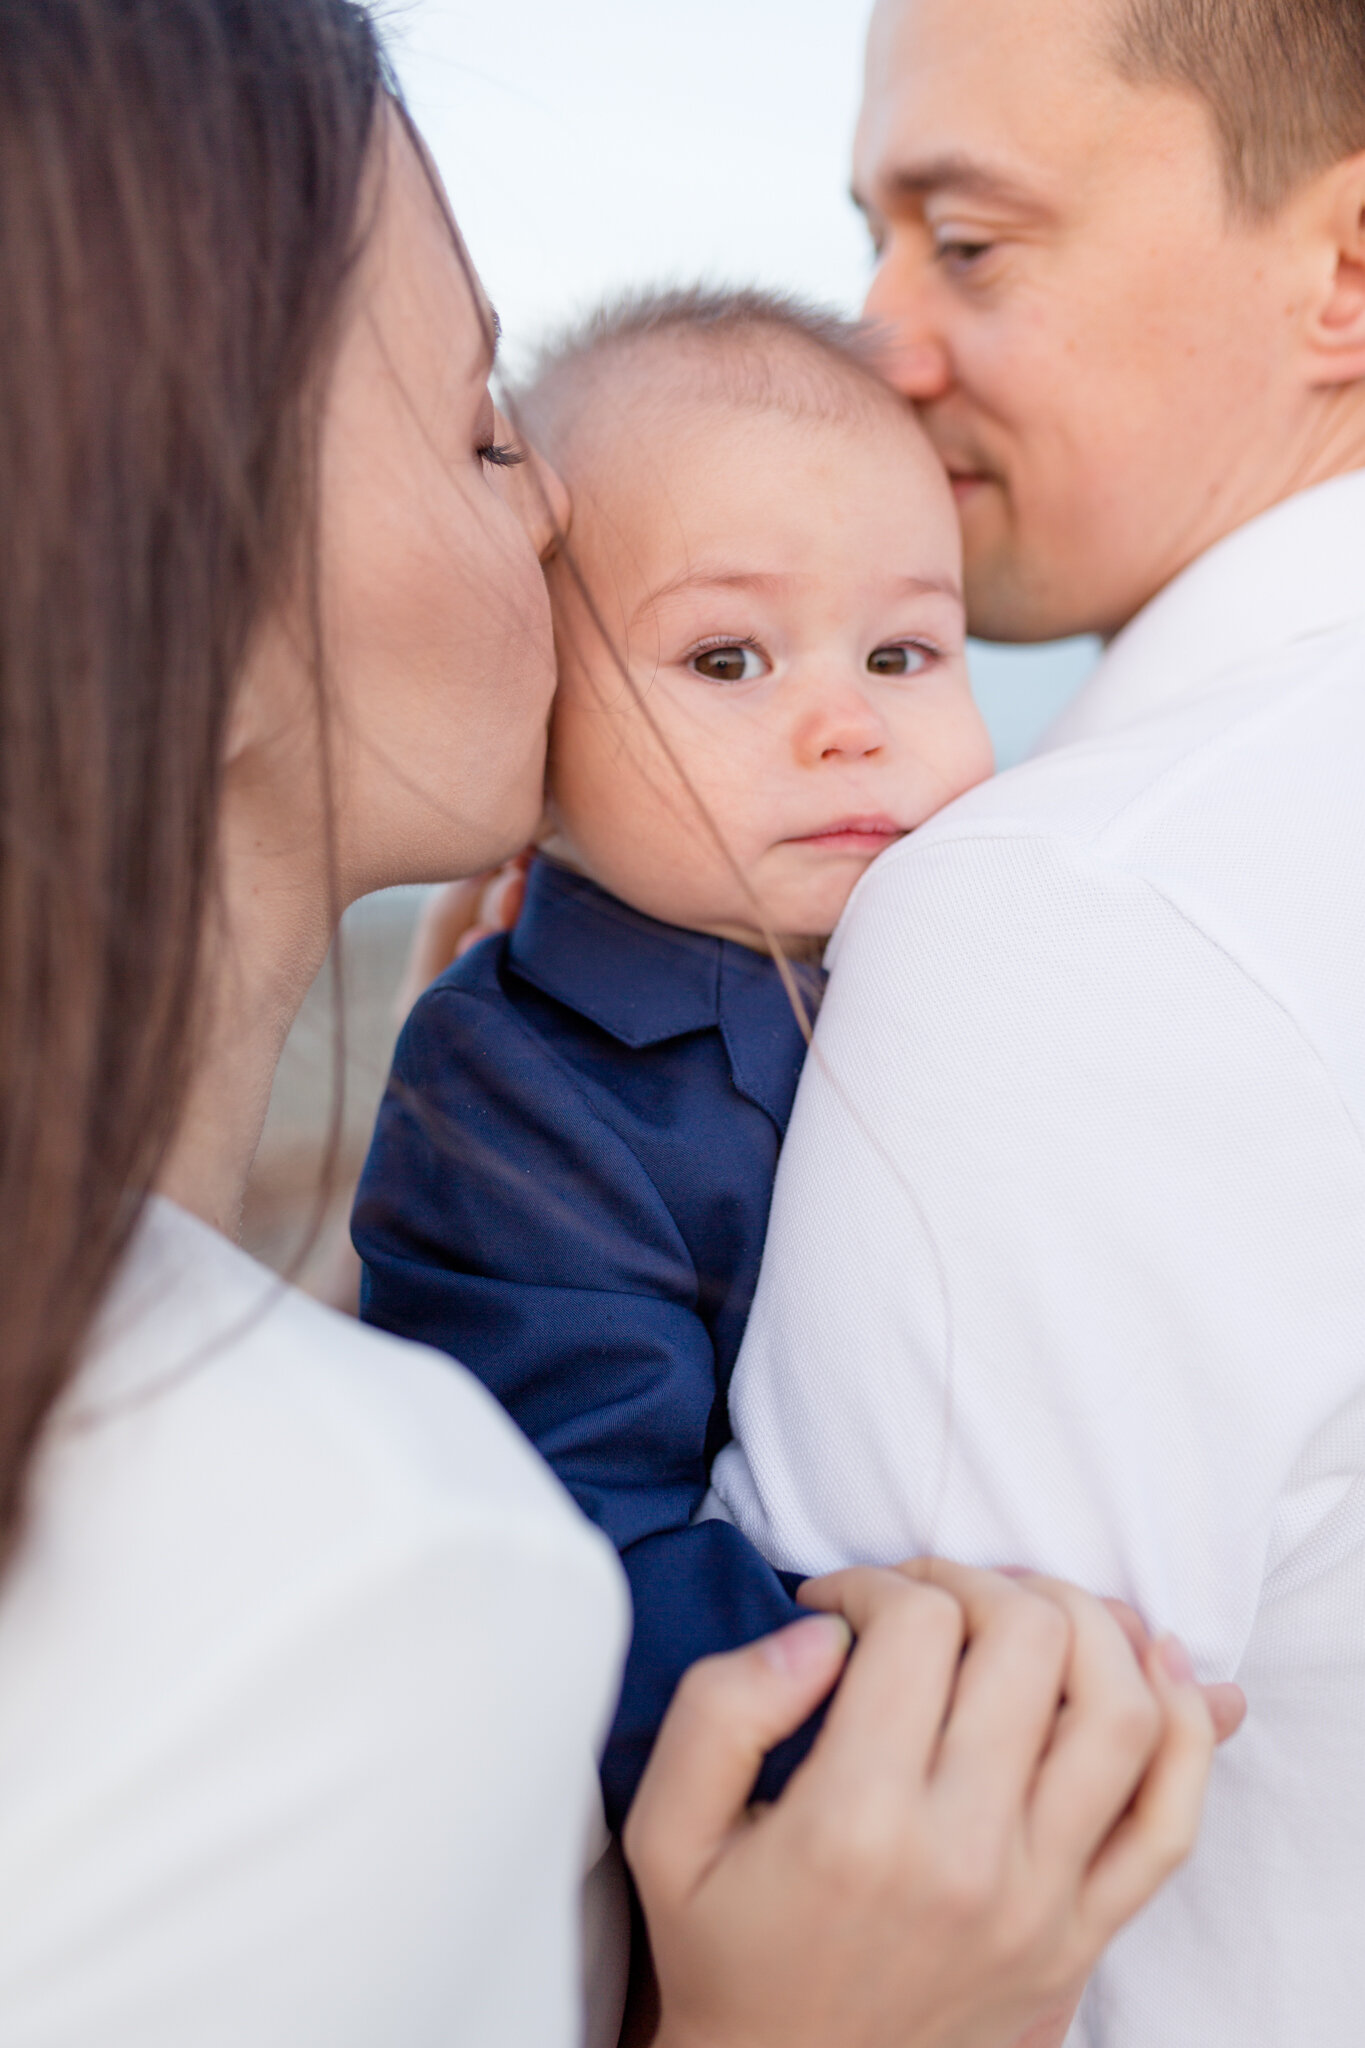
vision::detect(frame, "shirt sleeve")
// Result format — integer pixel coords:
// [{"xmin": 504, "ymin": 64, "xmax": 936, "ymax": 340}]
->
[
  {"xmin": 354, "ymin": 981, "xmax": 811, "ymax": 1826},
  {"xmin": 715, "ymin": 830, "xmax": 1365, "ymax": 1678},
  {"xmin": 0, "ymin": 1514, "xmax": 621, "ymax": 2048}
]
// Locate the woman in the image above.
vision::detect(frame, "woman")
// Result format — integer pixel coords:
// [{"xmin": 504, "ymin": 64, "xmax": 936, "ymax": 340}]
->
[{"xmin": 0, "ymin": 4, "xmax": 1226, "ymax": 2044}]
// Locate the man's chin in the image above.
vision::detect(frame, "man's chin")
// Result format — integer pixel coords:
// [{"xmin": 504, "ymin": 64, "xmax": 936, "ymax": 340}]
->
[
  {"xmin": 962, "ymin": 540, "xmax": 1078, "ymax": 647},
  {"xmin": 949, "ymin": 481, "xmax": 1095, "ymax": 642}
]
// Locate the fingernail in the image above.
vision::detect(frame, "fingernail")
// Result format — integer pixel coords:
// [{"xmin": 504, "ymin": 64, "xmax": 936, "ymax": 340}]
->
[
  {"xmin": 1156, "ymin": 1635, "xmax": 1196, "ymax": 1684},
  {"xmin": 762, "ymin": 1615, "xmax": 852, "ymax": 1677}
]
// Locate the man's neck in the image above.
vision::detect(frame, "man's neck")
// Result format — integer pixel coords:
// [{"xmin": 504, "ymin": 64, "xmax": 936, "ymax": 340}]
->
[{"xmin": 1115, "ymin": 389, "xmax": 1365, "ymax": 641}]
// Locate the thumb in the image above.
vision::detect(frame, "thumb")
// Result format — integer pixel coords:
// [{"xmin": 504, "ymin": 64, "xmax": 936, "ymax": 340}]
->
[{"xmin": 623, "ymin": 1615, "xmax": 850, "ymax": 1902}]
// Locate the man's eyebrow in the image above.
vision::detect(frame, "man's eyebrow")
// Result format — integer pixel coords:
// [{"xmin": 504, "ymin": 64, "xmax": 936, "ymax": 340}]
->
[{"xmin": 854, "ymin": 154, "xmax": 1051, "ymax": 214}]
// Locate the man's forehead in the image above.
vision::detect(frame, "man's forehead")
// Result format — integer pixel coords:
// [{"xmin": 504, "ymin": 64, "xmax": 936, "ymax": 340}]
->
[{"xmin": 857, "ymin": 0, "xmax": 1120, "ymax": 197}]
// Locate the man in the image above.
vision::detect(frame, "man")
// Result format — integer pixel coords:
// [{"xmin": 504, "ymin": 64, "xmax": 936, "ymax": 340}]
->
[{"xmin": 712, "ymin": 1, "xmax": 1365, "ymax": 2042}]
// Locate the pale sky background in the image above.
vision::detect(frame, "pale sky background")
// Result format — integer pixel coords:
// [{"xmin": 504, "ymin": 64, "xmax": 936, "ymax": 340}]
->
[{"xmin": 384, "ymin": 0, "xmax": 1097, "ymax": 765}]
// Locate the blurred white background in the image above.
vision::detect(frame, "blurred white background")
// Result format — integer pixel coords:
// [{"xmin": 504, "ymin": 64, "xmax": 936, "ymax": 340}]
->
[{"xmin": 247, "ymin": 0, "xmax": 1098, "ymax": 1279}]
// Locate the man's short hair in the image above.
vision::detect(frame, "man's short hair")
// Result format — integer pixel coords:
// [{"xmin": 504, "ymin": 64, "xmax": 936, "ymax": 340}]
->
[{"xmin": 1114, "ymin": 0, "xmax": 1365, "ymax": 215}]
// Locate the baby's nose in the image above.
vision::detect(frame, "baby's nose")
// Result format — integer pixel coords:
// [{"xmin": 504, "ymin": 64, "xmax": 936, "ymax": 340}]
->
[{"xmin": 795, "ymin": 680, "xmax": 888, "ymax": 764}]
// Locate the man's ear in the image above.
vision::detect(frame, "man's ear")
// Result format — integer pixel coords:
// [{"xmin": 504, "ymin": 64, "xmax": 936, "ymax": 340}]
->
[{"xmin": 1304, "ymin": 151, "xmax": 1365, "ymax": 388}]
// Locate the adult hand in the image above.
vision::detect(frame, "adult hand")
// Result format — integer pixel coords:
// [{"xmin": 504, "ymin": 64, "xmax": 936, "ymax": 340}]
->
[
  {"xmin": 625, "ymin": 1561, "xmax": 1216, "ymax": 2048},
  {"xmin": 391, "ymin": 853, "xmax": 531, "ymax": 1023},
  {"xmin": 1096, "ymin": 1592, "xmax": 1245, "ymax": 1744}
]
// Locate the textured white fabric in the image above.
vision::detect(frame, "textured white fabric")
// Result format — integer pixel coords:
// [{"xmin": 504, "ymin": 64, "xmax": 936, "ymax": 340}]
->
[
  {"xmin": 713, "ymin": 471, "xmax": 1365, "ymax": 2047},
  {"xmin": 0, "ymin": 1198, "xmax": 629, "ymax": 2048}
]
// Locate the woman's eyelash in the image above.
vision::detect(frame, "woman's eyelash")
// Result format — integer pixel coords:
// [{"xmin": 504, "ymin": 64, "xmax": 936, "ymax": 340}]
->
[{"xmin": 479, "ymin": 442, "xmax": 525, "ymax": 469}]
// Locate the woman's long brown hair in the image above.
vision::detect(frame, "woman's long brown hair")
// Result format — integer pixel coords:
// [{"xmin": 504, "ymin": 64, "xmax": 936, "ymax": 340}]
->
[{"xmin": 0, "ymin": 0, "xmax": 388, "ymax": 1557}]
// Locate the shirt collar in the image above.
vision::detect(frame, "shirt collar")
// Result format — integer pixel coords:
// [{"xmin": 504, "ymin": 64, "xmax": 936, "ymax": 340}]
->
[
  {"xmin": 507, "ymin": 858, "xmax": 817, "ymax": 1130},
  {"xmin": 1042, "ymin": 469, "xmax": 1365, "ymax": 750},
  {"xmin": 509, "ymin": 858, "xmax": 726, "ymax": 1046}
]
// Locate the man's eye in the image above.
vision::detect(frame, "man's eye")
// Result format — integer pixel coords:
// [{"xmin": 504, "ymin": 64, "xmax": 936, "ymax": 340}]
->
[
  {"xmin": 689, "ymin": 644, "xmax": 768, "ymax": 684},
  {"xmin": 868, "ymin": 643, "xmax": 934, "ymax": 677},
  {"xmin": 933, "ymin": 233, "xmax": 995, "ymax": 272}
]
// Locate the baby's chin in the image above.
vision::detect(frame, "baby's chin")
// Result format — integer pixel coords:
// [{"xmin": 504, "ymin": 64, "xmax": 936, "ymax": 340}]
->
[{"xmin": 759, "ymin": 845, "xmax": 897, "ymax": 940}]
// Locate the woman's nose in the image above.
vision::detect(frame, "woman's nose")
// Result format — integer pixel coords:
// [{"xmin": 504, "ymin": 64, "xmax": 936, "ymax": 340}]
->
[
  {"xmin": 494, "ymin": 408, "xmax": 571, "ymax": 561},
  {"xmin": 863, "ymin": 250, "xmax": 953, "ymax": 404}
]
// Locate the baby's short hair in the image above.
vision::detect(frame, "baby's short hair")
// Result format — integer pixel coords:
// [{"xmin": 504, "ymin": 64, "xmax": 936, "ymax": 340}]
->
[{"xmin": 510, "ymin": 284, "xmax": 898, "ymax": 464}]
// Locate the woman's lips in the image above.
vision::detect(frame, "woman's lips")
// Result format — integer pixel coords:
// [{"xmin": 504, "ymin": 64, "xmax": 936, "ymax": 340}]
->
[
  {"xmin": 789, "ymin": 816, "xmax": 908, "ymax": 854},
  {"xmin": 949, "ymin": 471, "xmax": 991, "ymax": 503}
]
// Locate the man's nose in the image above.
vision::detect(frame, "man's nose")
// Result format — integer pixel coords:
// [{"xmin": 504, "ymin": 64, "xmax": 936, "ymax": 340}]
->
[
  {"xmin": 794, "ymin": 679, "xmax": 889, "ymax": 765},
  {"xmin": 863, "ymin": 249, "xmax": 953, "ymax": 403}
]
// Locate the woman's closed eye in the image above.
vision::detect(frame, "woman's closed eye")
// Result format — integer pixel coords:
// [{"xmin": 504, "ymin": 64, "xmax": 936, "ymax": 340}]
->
[
  {"xmin": 867, "ymin": 641, "xmax": 938, "ymax": 678},
  {"xmin": 688, "ymin": 640, "xmax": 770, "ymax": 684}
]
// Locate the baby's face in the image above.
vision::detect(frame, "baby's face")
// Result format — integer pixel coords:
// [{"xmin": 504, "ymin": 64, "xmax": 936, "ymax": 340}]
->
[{"xmin": 543, "ymin": 386, "xmax": 992, "ymax": 947}]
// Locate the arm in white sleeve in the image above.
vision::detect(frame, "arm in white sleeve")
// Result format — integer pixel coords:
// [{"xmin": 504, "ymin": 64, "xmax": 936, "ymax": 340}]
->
[
  {"xmin": 0, "ymin": 1256, "xmax": 630, "ymax": 2048},
  {"xmin": 0, "ymin": 1523, "xmax": 626, "ymax": 2048},
  {"xmin": 716, "ymin": 829, "xmax": 1365, "ymax": 1676},
  {"xmin": 0, "ymin": 1513, "xmax": 623, "ymax": 2048}
]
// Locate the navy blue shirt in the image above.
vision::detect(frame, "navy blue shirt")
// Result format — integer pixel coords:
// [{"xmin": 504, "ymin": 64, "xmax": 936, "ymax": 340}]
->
[{"xmin": 353, "ymin": 857, "xmax": 824, "ymax": 1826}]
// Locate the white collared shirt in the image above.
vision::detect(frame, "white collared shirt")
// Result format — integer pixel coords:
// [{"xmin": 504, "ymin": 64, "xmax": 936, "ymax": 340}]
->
[
  {"xmin": 0, "ymin": 1199, "xmax": 629, "ymax": 2047},
  {"xmin": 713, "ymin": 471, "xmax": 1365, "ymax": 2048}
]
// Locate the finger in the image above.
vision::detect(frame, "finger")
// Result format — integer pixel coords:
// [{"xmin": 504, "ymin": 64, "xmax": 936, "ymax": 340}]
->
[
  {"xmin": 622, "ymin": 1616, "xmax": 851, "ymax": 1905},
  {"xmin": 1092, "ymin": 1597, "xmax": 1243, "ymax": 1743},
  {"xmin": 1077, "ymin": 1636, "xmax": 1215, "ymax": 1947},
  {"xmin": 1101, "ymin": 1598, "xmax": 1151, "ymax": 1661},
  {"xmin": 1020, "ymin": 1576, "xmax": 1163, "ymax": 1873},
  {"xmin": 420, "ymin": 873, "xmax": 491, "ymax": 955},
  {"xmin": 1008, "ymin": 1987, "xmax": 1087, "ymax": 2048},
  {"xmin": 896, "ymin": 1562, "xmax": 1072, "ymax": 1816},
  {"xmin": 454, "ymin": 920, "xmax": 499, "ymax": 959},
  {"xmin": 797, "ymin": 1567, "xmax": 967, "ymax": 1789},
  {"xmin": 1204, "ymin": 1681, "xmax": 1246, "ymax": 1744},
  {"xmin": 480, "ymin": 861, "xmax": 528, "ymax": 931},
  {"xmin": 1004, "ymin": 1576, "xmax": 1149, "ymax": 1663},
  {"xmin": 394, "ymin": 875, "xmax": 494, "ymax": 1020}
]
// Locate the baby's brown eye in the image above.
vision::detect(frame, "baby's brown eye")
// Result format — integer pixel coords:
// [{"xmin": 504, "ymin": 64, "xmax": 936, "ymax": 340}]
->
[
  {"xmin": 868, "ymin": 643, "xmax": 931, "ymax": 677},
  {"xmin": 689, "ymin": 644, "xmax": 766, "ymax": 684}
]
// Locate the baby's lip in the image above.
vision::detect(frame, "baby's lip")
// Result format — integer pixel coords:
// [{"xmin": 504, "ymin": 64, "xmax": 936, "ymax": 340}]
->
[{"xmin": 787, "ymin": 815, "xmax": 909, "ymax": 846}]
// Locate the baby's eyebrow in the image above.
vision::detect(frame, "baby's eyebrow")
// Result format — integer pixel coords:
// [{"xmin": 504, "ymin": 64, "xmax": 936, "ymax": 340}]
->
[
  {"xmin": 640, "ymin": 567, "xmax": 788, "ymax": 614},
  {"xmin": 886, "ymin": 573, "xmax": 964, "ymax": 605},
  {"xmin": 639, "ymin": 567, "xmax": 963, "ymax": 620}
]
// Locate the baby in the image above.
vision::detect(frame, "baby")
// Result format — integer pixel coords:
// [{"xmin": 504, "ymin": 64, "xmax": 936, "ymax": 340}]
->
[{"xmin": 353, "ymin": 288, "xmax": 993, "ymax": 1827}]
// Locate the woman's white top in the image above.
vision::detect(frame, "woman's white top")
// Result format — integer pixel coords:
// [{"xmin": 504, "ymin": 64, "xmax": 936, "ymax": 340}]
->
[{"xmin": 0, "ymin": 1198, "xmax": 629, "ymax": 2047}]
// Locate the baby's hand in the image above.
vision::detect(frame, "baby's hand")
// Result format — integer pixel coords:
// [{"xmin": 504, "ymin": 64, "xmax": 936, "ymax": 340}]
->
[{"xmin": 393, "ymin": 854, "xmax": 531, "ymax": 1022}]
